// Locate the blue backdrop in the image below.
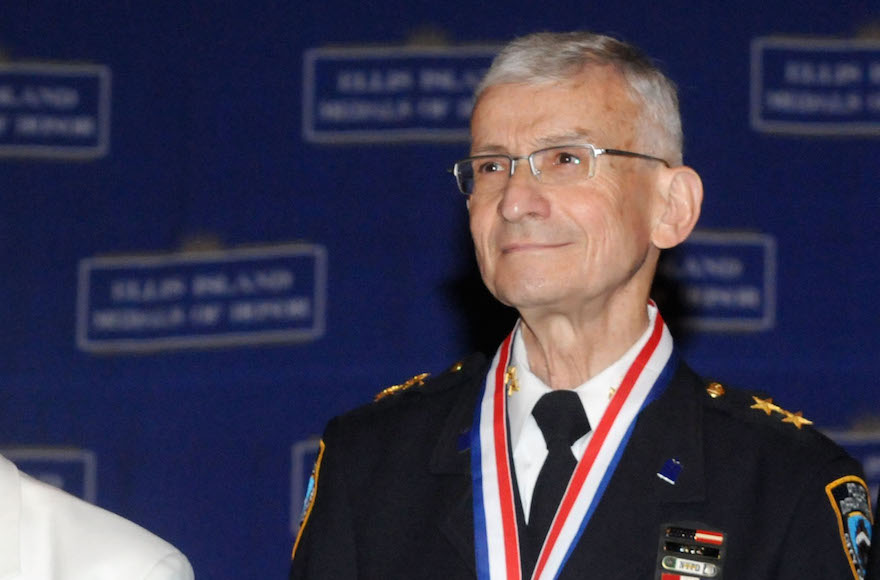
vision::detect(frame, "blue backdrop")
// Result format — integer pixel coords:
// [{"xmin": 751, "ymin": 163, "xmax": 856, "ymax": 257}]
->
[{"xmin": 0, "ymin": 2, "xmax": 878, "ymax": 579}]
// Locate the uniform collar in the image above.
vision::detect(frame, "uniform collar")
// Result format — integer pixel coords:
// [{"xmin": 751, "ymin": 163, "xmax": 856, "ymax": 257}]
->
[{"xmin": 507, "ymin": 304, "xmax": 662, "ymax": 449}]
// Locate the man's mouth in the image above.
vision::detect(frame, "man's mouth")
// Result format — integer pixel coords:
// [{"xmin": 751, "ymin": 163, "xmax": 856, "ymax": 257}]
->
[{"xmin": 501, "ymin": 242, "xmax": 571, "ymax": 254}]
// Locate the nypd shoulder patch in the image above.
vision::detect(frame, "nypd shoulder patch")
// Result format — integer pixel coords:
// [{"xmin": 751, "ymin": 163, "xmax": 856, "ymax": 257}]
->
[
  {"xmin": 825, "ymin": 475, "xmax": 873, "ymax": 579},
  {"xmin": 292, "ymin": 439, "xmax": 326, "ymax": 559}
]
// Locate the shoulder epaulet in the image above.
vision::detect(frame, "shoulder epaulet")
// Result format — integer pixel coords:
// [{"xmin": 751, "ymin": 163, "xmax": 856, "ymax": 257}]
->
[
  {"xmin": 702, "ymin": 381, "xmax": 815, "ymax": 430},
  {"xmin": 374, "ymin": 372, "xmax": 431, "ymax": 402},
  {"xmin": 373, "ymin": 360, "xmax": 469, "ymax": 402}
]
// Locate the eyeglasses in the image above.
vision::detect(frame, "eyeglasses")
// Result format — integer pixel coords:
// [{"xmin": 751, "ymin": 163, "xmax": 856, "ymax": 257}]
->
[{"xmin": 450, "ymin": 144, "xmax": 669, "ymax": 196}]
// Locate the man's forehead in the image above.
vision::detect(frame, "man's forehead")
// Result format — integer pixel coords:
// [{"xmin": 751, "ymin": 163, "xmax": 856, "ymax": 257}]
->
[
  {"xmin": 474, "ymin": 63, "xmax": 628, "ymax": 105},
  {"xmin": 469, "ymin": 71, "xmax": 639, "ymax": 152}
]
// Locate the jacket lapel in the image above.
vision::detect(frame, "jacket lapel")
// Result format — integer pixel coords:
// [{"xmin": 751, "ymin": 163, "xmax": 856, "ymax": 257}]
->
[
  {"xmin": 635, "ymin": 361, "xmax": 707, "ymax": 505},
  {"xmin": 429, "ymin": 355, "xmax": 488, "ymax": 574},
  {"xmin": 560, "ymin": 361, "xmax": 708, "ymax": 579}
]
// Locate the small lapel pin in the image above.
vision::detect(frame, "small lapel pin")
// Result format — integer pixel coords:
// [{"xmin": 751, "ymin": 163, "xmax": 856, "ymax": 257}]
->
[
  {"xmin": 505, "ymin": 366, "xmax": 519, "ymax": 396},
  {"xmin": 657, "ymin": 458, "xmax": 682, "ymax": 485}
]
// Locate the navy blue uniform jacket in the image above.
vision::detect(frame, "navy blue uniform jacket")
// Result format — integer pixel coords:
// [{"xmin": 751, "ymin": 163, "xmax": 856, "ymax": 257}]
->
[{"xmin": 291, "ymin": 355, "xmax": 871, "ymax": 579}]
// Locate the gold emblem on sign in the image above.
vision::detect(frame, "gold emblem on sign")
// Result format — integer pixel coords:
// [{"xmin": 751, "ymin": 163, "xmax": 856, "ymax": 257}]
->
[
  {"xmin": 374, "ymin": 372, "xmax": 430, "ymax": 402},
  {"xmin": 505, "ymin": 366, "xmax": 519, "ymax": 396},
  {"xmin": 750, "ymin": 396, "xmax": 813, "ymax": 429},
  {"xmin": 706, "ymin": 382, "xmax": 726, "ymax": 398}
]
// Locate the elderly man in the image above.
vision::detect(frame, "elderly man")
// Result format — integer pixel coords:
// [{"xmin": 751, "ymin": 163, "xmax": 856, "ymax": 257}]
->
[{"xmin": 291, "ymin": 31, "xmax": 871, "ymax": 579}]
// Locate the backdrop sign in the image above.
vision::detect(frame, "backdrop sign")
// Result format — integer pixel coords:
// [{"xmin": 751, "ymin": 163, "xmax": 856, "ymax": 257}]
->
[
  {"xmin": 1, "ymin": 447, "xmax": 97, "ymax": 502},
  {"xmin": 751, "ymin": 37, "xmax": 880, "ymax": 135},
  {"xmin": 77, "ymin": 244, "xmax": 327, "ymax": 352},
  {"xmin": 303, "ymin": 45, "xmax": 497, "ymax": 143},
  {"xmin": 0, "ymin": 63, "xmax": 111, "ymax": 158},
  {"xmin": 659, "ymin": 231, "xmax": 776, "ymax": 331}
]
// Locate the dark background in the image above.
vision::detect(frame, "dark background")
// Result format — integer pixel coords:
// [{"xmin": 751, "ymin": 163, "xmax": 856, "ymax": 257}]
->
[{"xmin": 0, "ymin": 2, "xmax": 877, "ymax": 578}]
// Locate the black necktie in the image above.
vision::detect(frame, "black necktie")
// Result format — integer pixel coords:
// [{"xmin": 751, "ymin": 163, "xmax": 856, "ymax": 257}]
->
[{"xmin": 527, "ymin": 390, "xmax": 591, "ymax": 549}]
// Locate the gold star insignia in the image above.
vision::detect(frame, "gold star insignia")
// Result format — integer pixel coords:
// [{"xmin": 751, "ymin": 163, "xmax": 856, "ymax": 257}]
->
[
  {"xmin": 750, "ymin": 396, "xmax": 780, "ymax": 416},
  {"xmin": 781, "ymin": 410, "xmax": 814, "ymax": 429},
  {"xmin": 749, "ymin": 396, "xmax": 814, "ymax": 429},
  {"xmin": 505, "ymin": 366, "xmax": 519, "ymax": 396}
]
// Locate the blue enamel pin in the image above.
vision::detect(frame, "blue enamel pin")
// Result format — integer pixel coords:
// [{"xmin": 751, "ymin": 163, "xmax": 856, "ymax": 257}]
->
[{"xmin": 657, "ymin": 458, "xmax": 682, "ymax": 485}]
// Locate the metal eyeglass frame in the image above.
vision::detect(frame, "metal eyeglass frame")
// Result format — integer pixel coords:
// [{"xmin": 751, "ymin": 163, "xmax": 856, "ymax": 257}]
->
[{"xmin": 451, "ymin": 143, "xmax": 670, "ymax": 195}]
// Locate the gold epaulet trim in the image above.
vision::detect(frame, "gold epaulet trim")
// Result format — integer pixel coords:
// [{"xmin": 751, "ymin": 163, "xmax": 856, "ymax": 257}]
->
[
  {"xmin": 749, "ymin": 396, "xmax": 814, "ymax": 429},
  {"xmin": 374, "ymin": 372, "xmax": 430, "ymax": 402}
]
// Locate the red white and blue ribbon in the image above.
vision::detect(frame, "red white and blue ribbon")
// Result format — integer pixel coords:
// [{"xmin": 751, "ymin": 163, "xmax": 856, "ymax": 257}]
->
[{"xmin": 471, "ymin": 309, "xmax": 675, "ymax": 580}]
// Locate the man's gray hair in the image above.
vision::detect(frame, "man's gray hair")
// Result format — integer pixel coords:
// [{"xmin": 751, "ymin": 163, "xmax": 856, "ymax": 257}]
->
[{"xmin": 476, "ymin": 31, "xmax": 683, "ymax": 165}]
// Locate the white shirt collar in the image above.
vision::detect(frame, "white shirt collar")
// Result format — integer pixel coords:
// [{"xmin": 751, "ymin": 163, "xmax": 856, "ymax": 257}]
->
[{"xmin": 507, "ymin": 304, "xmax": 660, "ymax": 449}]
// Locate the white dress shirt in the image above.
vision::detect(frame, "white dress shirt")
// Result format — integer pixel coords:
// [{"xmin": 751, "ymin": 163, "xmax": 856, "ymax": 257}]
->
[{"xmin": 508, "ymin": 305, "xmax": 663, "ymax": 520}]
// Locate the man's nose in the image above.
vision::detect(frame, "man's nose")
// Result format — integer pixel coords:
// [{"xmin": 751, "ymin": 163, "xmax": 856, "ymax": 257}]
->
[{"xmin": 498, "ymin": 159, "xmax": 550, "ymax": 221}]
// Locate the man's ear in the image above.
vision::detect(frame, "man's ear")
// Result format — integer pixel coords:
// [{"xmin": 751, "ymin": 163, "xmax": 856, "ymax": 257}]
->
[{"xmin": 651, "ymin": 166, "xmax": 703, "ymax": 249}]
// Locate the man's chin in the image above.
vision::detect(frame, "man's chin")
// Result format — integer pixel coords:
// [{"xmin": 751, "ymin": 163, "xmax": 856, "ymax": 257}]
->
[{"xmin": 491, "ymin": 284, "xmax": 564, "ymax": 313}]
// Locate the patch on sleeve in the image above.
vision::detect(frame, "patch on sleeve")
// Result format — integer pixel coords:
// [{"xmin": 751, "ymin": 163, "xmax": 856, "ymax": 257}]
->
[
  {"xmin": 292, "ymin": 439, "xmax": 326, "ymax": 560},
  {"xmin": 825, "ymin": 475, "xmax": 873, "ymax": 579}
]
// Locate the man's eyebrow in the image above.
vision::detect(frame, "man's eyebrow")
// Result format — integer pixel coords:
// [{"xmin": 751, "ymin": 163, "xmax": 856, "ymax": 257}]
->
[
  {"xmin": 469, "ymin": 143, "xmax": 508, "ymax": 155},
  {"xmin": 534, "ymin": 131, "xmax": 594, "ymax": 147}
]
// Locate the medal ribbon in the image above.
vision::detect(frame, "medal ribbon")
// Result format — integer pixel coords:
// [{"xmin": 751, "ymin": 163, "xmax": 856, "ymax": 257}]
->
[
  {"xmin": 472, "ymin": 328, "xmax": 520, "ymax": 580},
  {"xmin": 471, "ymin": 309, "xmax": 674, "ymax": 580}
]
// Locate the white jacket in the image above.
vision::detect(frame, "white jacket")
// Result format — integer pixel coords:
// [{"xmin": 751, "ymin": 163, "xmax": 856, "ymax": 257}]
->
[{"xmin": 0, "ymin": 455, "xmax": 194, "ymax": 580}]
